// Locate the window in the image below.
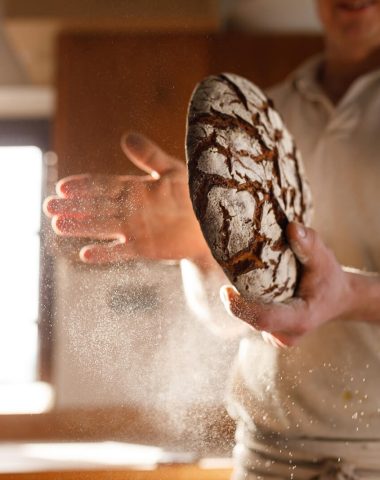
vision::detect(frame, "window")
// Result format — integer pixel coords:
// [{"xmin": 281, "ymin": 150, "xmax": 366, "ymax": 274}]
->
[
  {"xmin": 0, "ymin": 120, "xmax": 54, "ymax": 414},
  {"xmin": 0, "ymin": 146, "xmax": 42, "ymax": 384}
]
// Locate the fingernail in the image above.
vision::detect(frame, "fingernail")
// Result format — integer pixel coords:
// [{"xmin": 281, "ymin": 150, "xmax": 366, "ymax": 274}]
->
[
  {"xmin": 44, "ymin": 199, "xmax": 54, "ymax": 212},
  {"xmin": 220, "ymin": 286, "xmax": 230, "ymax": 304},
  {"xmin": 124, "ymin": 132, "xmax": 144, "ymax": 151},
  {"xmin": 220, "ymin": 285, "xmax": 239, "ymax": 304},
  {"xmin": 56, "ymin": 179, "xmax": 75, "ymax": 196},
  {"xmin": 291, "ymin": 241, "xmax": 309, "ymax": 265},
  {"xmin": 56, "ymin": 176, "xmax": 91, "ymax": 197},
  {"xmin": 81, "ymin": 248, "xmax": 93, "ymax": 261},
  {"xmin": 294, "ymin": 222, "xmax": 307, "ymax": 239},
  {"xmin": 42, "ymin": 197, "xmax": 55, "ymax": 216},
  {"xmin": 53, "ymin": 216, "xmax": 74, "ymax": 232}
]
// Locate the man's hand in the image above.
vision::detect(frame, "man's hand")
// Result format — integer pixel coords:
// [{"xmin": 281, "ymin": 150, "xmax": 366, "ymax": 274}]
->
[
  {"xmin": 44, "ymin": 132, "xmax": 211, "ymax": 265},
  {"xmin": 220, "ymin": 222, "xmax": 353, "ymax": 347}
]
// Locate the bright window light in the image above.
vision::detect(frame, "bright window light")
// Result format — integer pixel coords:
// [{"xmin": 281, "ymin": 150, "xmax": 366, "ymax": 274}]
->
[
  {"xmin": 0, "ymin": 147, "xmax": 42, "ymax": 385},
  {"xmin": 0, "ymin": 382, "xmax": 53, "ymax": 414}
]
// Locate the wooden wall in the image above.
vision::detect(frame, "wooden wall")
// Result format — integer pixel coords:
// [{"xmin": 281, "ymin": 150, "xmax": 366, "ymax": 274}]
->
[{"xmin": 55, "ymin": 33, "xmax": 323, "ymax": 177}]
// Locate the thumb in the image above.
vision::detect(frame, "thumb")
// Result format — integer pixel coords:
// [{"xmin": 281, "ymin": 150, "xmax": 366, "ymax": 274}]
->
[
  {"xmin": 121, "ymin": 132, "xmax": 178, "ymax": 178},
  {"xmin": 286, "ymin": 222, "xmax": 323, "ymax": 270}
]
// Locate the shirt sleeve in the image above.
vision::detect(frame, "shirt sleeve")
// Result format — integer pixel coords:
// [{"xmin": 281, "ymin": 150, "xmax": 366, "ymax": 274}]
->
[{"xmin": 180, "ymin": 259, "xmax": 250, "ymax": 338}]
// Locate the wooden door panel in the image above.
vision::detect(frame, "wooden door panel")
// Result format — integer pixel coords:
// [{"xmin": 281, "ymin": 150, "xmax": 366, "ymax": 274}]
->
[{"xmin": 55, "ymin": 33, "xmax": 322, "ymax": 176}]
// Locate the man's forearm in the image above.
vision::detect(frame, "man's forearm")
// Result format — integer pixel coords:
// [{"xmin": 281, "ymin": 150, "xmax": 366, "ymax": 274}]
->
[
  {"xmin": 180, "ymin": 259, "xmax": 249, "ymax": 338},
  {"xmin": 345, "ymin": 268, "xmax": 380, "ymax": 323}
]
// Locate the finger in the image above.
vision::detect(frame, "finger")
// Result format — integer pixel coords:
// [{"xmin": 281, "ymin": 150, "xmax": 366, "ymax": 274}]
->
[
  {"xmin": 261, "ymin": 331, "xmax": 287, "ymax": 349},
  {"xmin": 286, "ymin": 222, "xmax": 323, "ymax": 269},
  {"xmin": 56, "ymin": 173, "xmax": 153, "ymax": 199},
  {"xmin": 80, "ymin": 242, "xmax": 134, "ymax": 264},
  {"xmin": 44, "ymin": 197, "xmax": 120, "ymax": 217},
  {"xmin": 43, "ymin": 195, "xmax": 59, "ymax": 217},
  {"xmin": 220, "ymin": 285, "xmax": 270, "ymax": 329},
  {"xmin": 121, "ymin": 132, "xmax": 179, "ymax": 178},
  {"xmin": 220, "ymin": 285, "xmax": 308, "ymax": 333},
  {"xmin": 56, "ymin": 174, "xmax": 93, "ymax": 198},
  {"xmin": 52, "ymin": 215, "xmax": 125, "ymax": 241},
  {"xmin": 270, "ymin": 332, "xmax": 301, "ymax": 348}
]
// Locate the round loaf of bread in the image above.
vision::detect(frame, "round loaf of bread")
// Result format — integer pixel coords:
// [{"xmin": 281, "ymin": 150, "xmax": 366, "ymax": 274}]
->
[{"xmin": 186, "ymin": 73, "xmax": 313, "ymax": 302}]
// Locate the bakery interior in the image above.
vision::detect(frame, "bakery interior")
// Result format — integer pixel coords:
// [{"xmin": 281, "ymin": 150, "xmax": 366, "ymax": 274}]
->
[{"xmin": 0, "ymin": 0, "xmax": 323, "ymax": 478}]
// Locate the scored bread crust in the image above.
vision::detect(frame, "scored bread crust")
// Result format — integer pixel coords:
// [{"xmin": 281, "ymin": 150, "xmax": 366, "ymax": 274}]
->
[{"xmin": 186, "ymin": 73, "xmax": 313, "ymax": 302}]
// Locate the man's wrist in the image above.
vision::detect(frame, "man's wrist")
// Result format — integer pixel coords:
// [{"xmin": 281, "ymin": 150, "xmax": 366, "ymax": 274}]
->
[{"xmin": 344, "ymin": 267, "xmax": 380, "ymax": 323}]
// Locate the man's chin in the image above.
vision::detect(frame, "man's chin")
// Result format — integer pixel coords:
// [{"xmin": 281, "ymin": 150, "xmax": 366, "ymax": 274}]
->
[{"xmin": 334, "ymin": 24, "xmax": 380, "ymax": 51}]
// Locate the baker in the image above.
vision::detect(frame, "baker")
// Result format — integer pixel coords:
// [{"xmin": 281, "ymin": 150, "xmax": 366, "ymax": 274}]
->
[{"xmin": 44, "ymin": 0, "xmax": 380, "ymax": 478}]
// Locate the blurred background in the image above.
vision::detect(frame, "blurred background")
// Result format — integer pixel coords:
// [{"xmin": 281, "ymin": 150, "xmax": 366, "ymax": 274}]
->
[{"xmin": 0, "ymin": 0, "xmax": 323, "ymax": 476}]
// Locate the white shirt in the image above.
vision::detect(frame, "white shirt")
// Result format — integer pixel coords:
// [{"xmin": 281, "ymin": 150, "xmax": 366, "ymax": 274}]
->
[{"xmin": 227, "ymin": 56, "xmax": 380, "ymax": 440}]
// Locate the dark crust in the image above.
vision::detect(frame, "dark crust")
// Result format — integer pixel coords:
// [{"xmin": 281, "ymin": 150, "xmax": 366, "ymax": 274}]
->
[
  {"xmin": 186, "ymin": 74, "xmax": 309, "ymax": 300},
  {"xmin": 189, "ymin": 108, "xmax": 272, "ymax": 158},
  {"xmin": 188, "ymin": 170, "xmax": 289, "ymax": 280},
  {"xmin": 219, "ymin": 73, "xmax": 249, "ymax": 110}
]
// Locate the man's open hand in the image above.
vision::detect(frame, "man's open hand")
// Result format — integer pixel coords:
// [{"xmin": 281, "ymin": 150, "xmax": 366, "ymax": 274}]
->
[{"xmin": 44, "ymin": 132, "xmax": 210, "ymax": 264}]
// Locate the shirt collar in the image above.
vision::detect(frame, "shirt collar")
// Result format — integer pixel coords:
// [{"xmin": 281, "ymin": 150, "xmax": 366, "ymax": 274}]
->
[
  {"xmin": 290, "ymin": 54, "xmax": 380, "ymax": 111},
  {"xmin": 291, "ymin": 54, "xmax": 326, "ymax": 102}
]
